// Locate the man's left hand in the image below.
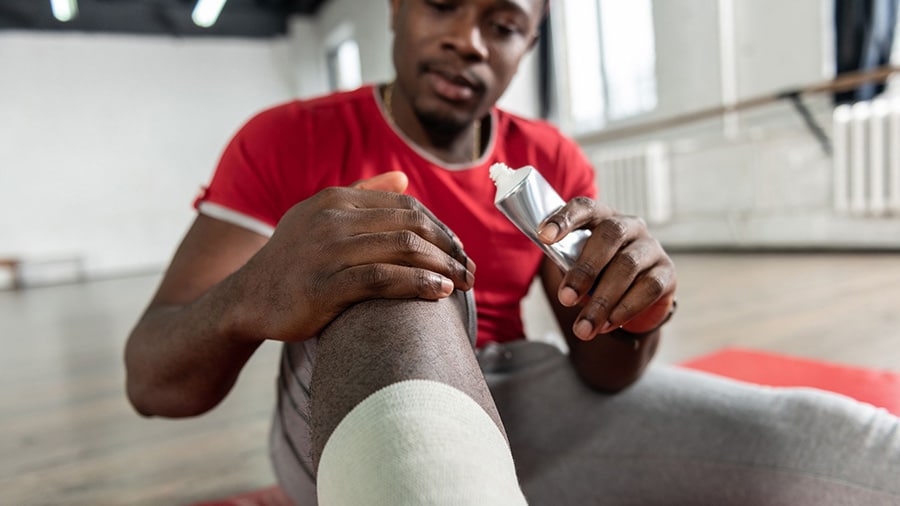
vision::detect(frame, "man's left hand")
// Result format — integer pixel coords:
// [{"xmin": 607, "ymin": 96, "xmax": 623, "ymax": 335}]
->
[{"xmin": 537, "ymin": 197, "xmax": 676, "ymax": 341}]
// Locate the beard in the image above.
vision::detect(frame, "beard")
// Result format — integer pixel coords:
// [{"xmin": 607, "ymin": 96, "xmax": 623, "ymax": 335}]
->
[{"xmin": 414, "ymin": 107, "xmax": 472, "ymax": 147}]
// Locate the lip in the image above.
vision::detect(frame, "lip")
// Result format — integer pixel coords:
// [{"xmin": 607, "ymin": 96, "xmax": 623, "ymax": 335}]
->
[{"xmin": 422, "ymin": 64, "xmax": 483, "ymax": 103}]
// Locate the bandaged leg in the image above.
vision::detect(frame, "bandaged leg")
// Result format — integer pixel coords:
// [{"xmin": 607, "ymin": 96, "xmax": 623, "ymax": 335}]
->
[
  {"xmin": 296, "ymin": 291, "xmax": 524, "ymax": 505},
  {"xmin": 318, "ymin": 379, "xmax": 526, "ymax": 506}
]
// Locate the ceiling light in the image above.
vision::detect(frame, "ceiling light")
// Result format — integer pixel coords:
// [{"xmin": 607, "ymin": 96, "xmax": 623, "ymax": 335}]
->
[
  {"xmin": 192, "ymin": 0, "xmax": 228, "ymax": 28},
  {"xmin": 50, "ymin": 0, "xmax": 78, "ymax": 22}
]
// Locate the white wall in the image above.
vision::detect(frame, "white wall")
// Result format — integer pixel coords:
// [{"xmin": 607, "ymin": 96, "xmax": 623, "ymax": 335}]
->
[
  {"xmin": 592, "ymin": 0, "xmax": 831, "ymax": 136},
  {"xmin": 0, "ymin": 7, "xmax": 538, "ymax": 288},
  {"xmin": 0, "ymin": 31, "xmax": 306, "ymax": 282},
  {"xmin": 1, "ymin": 0, "xmax": 887, "ymax": 290},
  {"xmin": 574, "ymin": 0, "xmax": 900, "ymax": 248}
]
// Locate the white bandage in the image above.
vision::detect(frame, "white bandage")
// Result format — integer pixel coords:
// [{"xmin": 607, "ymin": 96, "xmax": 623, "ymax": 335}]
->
[{"xmin": 317, "ymin": 379, "xmax": 528, "ymax": 506}]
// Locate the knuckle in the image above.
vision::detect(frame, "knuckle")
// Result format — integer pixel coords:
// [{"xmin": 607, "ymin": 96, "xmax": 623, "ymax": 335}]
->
[
  {"xmin": 363, "ymin": 264, "xmax": 393, "ymax": 291},
  {"xmin": 317, "ymin": 186, "xmax": 343, "ymax": 203},
  {"xmin": 568, "ymin": 262, "xmax": 598, "ymax": 286},
  {"xmin": 396, "ymin": 193, "xmax": 419, "ymax": 209},
  {"xmin": 586, "ymin": 295, "xmax": 613, "ymax": 315},
  {"xmin": 554, "ymin": 210, "xmax": 575, "ymax": 230},
  {"xmin": 571, "ymin": 196, "xmax": 595, "ymax": 209},
  {"xmin": 644, "ymin": 274, "xmax": 667, "ymax": 300},
  {"xmin": 416, "ymin": 269, "xmax": 440, "ymax": 293},
  {"xmin": 316, "ymin": 207, "xmax": 342, "ymax": 223},
  {"xmin": 446, "ymin": 255, "xmax": 465, "ymax": 278},
  {"xmin": 395, "ymin": 229, "xmax": 421, "ymax": 253},
  {"xmin": 616, "ymin": 299, "xmax": 635, "ymax": 318},
  {"xmin": 616, "ymin": 250, "xmax": 642, "ymax": 275},
  {"xmin": 310, "ymin": 208, "xmax": 345, "ymax": 233},
  {"xmin": 598, "ymin": 218, "xmax": 628, "ymax": 243},
  {"xmin": 408, "ymin": 209, "xmax": 431, "ymax": 231}
]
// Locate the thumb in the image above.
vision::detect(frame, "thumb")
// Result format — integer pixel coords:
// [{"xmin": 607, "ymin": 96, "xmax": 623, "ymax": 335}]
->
[{"xmin": 351, "ymin": 171, "xmax": 409, "ymax": 193}]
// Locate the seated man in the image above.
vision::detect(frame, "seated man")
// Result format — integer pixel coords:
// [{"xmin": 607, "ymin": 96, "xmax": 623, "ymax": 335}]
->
[{"xmin": 125, "ymin": 0, "xmax": 900, "ymax": 504}]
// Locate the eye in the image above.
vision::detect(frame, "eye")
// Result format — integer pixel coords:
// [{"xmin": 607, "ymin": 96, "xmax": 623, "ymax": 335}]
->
[
  {"xmin": 491, "ymin": 22, "xmax": 518, "ymax": 37},
  {"xmin": 425, "ymin": 0, "xmax": 456, "ymax": 13}
]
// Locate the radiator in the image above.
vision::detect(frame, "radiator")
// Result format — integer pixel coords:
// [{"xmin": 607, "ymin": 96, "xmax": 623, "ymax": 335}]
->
[
  {"xmin": 589, "ymin": 141, "xmax": 673, "ymax": 225},
  {"xmin": 832, "ymin": 98, "xmax": 900, "ymax": 216}
]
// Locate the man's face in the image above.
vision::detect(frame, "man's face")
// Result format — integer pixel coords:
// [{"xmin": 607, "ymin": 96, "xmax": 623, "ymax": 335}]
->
[{"xmin": 390, "ymin": 0, "xmax": 543, "ymax": 133}]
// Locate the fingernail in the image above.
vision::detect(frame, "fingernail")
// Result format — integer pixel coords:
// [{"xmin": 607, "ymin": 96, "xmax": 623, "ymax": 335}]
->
[
  {"xmin": 559, "ymin": 287, "xmax": 579, "ymax": 306},
  {"xmin": 599, "ymin": 321, "xmax": 618, "ymax": 334},
  {"xmin": 439, "ymin": 276, "xmax": 454, "ymax": 295},
  {"xmin": 466, "ymin": 257, "xmax": 477, "ymax": 274},
  {"xmin": 574, "ymin": 319, "xmax": 593, "ymax": 340},
  {"xmin": 538, "ymin": 222, "xmax": 560, "ymax": 242}
]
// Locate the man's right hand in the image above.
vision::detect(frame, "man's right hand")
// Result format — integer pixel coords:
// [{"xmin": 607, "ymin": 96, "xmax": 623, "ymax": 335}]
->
[{"xmin": 234, "ymin": 171, "xmax": 475, "ymax": 343}]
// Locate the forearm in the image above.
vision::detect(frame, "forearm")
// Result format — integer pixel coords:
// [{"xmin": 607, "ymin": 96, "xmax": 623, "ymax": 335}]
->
[
  {"xmin": 124, "ymin": 273, "xmax": 263, "ymax": 418},
  {"xmin": 565, "ymin": 328, "xmax": 660, "ymax": 392},
  {"xmin": 540, "ymin": 259, "xmax": 662, "ymax": 392}
]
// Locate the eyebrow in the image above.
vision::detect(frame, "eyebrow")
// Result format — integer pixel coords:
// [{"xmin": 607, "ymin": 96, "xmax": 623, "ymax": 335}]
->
[{"xmin": 491, "ymin": 0, "xmax": 536, "ymax": 19}]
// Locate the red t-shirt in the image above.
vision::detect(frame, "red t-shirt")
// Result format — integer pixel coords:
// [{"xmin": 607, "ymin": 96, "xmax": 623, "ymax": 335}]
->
[{"xmin": 195, "ymin": 85, "xmax": 597, "ymax": 346}]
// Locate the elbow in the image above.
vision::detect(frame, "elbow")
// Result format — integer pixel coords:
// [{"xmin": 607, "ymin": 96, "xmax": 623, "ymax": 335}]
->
[
  {"xmin": 574, "ymin": 362, "xmax": 646, "ymax": 393},
  {"xmin": 125, "ymin": 366, "xmax": 224, "ymax": 418},
  {"xmin": 124, "ymin": 356, "xmax": 219, "ymax": 418},
  {"xmin": 568, "ymin": 329, "xmax": 660, "ymax": 393},
  {"xmin": 125, "ymin": 374, "xmax": 219, "ymax": 418},
  {"xmin": 125, "ymin": 376, "xmax": 159, "ymax": 418}
]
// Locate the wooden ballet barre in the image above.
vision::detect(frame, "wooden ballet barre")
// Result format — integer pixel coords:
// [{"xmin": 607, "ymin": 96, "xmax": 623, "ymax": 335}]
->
[{"xmin": 576, "ymin": 65, "xmax": 900, "ymax": 145}]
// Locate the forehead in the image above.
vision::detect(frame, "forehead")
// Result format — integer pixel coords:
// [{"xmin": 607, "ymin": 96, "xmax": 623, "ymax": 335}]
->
[{"xmin": 489, "ymin": 0, "xmax": 544, "ymax": 18}]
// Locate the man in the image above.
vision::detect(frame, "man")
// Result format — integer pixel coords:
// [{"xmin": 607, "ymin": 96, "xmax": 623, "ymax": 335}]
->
[{"xmin": 125, "ymin": 0, "xmax": 900, "ymax": 504}]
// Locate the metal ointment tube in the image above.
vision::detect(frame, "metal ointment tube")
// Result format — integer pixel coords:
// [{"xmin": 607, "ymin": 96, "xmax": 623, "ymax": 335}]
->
[{"xmin": 490, "ymin": 163, "xmax": 591, "ymax": 272}]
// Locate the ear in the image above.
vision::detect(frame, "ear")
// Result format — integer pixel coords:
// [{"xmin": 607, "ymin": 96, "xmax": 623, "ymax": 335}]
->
[
  {"xmin": 388, "ymin": 0, "xmax": 402, "ymax": 31},
  {"xmin": 527, "ymin": 33, "xmax": 541, "ymax": 52}
]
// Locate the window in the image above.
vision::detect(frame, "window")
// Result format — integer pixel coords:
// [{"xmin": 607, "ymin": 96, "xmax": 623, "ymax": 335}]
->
[
  {"xmin": 554, "ymin": 0, "xmax": 658, "ymax": 132},
  {"xmin": 326, "ymin": 38, "xmax": 362, "ymax": 92}
]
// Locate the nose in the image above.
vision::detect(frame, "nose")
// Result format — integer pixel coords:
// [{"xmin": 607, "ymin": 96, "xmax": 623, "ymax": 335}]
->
[{"xmin": 441, "ymin": 13, "xmax": 489, "ymax": 62}]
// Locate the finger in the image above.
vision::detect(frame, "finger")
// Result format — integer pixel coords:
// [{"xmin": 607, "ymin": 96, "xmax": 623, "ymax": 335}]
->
[
  {"xmin": 350, "ymin": 171, "xmax": 409, "ymax": 193},
  {"xmin": 334, "ymin": 264, "xmax": 456, "ymax": 303},
  {"xmin": 340, "ymin": 230, "xmax": 474, "ymax": 290},
  {"xmin": 336, "ymin": 207, "xmax": 473, "ymax": 273},
  {"xmin": 558, "ymin": 216, "xmax": 642, "ymax": 307},
  {"xmin": 570, "ymin": 241, "xmax": 659, "ymax": 340},
  {"xmin": 537, "ymin": 197, "xmax": 611, "ymax": 244},
  {"xmin": 597, "ymin": 265, "xmax": 674, "ymax": 334},
  {"xmin": 583, "ymin": 267, "xmax": 674, "ymax": 339},
  {"xmin": 318, "ymin": 188, "xmax": 467, "ymax": 259},
  {"xmin": 617, "ymin": 283, "xmax": 676, "ymax": 334},
  {"xmin": 571, "ymin": 238, "xmax": 658, "ymax": 338}
]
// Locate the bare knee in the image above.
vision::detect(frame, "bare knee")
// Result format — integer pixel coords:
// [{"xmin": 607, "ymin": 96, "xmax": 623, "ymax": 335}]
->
[{"xmin": 309, "ymin": 293, "xmax": 499, "ymax": 469}]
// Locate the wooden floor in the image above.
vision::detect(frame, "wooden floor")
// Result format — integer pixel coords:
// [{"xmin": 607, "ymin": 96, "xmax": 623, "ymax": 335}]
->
[{"xmin": 2, "ymin": 252, "xmax": 899, "ymax": 505}]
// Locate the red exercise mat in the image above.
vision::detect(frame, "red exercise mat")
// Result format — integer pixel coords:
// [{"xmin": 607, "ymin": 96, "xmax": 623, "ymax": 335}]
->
[
  {"xmin": 680, "ymin": 347, "xmax": 900, "ymax": 416},
  {"xmin": 195, "ymin": 348, "xmax": 900, "ymax": 505}
]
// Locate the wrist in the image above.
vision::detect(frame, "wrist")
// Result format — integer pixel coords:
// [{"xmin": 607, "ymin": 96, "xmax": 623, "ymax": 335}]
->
[{"xmin": 212, "ymin": 269, "xmax": 267, "ymax": 346}]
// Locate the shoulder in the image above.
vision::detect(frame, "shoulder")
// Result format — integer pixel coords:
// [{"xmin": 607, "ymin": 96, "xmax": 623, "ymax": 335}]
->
[
  {"xmin": 494, "ymin": 109, "xmax": 588, "ymax": 162},
  {"xmin": 494, "ymin": 109, "xmax": 596, "ymax": 199},
  {"xmin": 240, "ymin": 86, "xmax": 377, "ymax": 137},
  {"xmin": 495, "ymin": 109, "xmax": 568, "ymax": 145}
]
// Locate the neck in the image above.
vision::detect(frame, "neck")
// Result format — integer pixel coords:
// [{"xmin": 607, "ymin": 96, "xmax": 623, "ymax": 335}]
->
[{"xmin": 383, "ymin": 82, "xmax": 484, "ymax": 164}]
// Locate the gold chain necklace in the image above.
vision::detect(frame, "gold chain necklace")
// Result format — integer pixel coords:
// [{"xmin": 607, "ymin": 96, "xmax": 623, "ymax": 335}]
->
[{"xmin": 383, "ymin": 81, "xmax": 481, "ymax": 162}]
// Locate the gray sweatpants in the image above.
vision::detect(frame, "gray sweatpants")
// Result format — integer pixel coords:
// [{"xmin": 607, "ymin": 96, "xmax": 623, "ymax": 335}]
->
[{"xmin": 271, "ymin": 296, "xmax": 900, "ymax": 505}]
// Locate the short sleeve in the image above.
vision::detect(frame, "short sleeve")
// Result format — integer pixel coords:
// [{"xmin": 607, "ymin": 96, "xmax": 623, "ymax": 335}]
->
[
  {"xmin": 194, "ymin": 104, "xmax": 305, "ymax": 237},
  {"xmin": 556, "ymin": 135, "xmax": 598, "ymax": 202}
]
